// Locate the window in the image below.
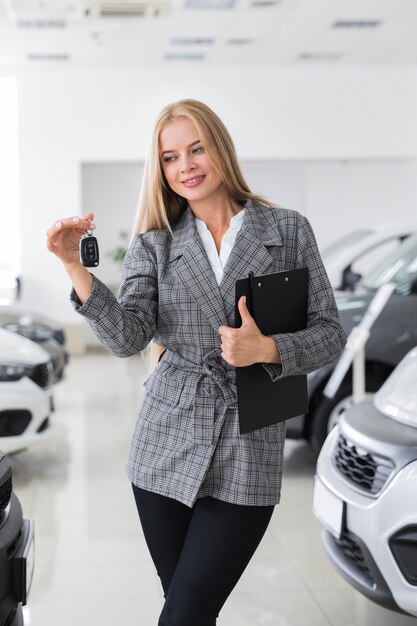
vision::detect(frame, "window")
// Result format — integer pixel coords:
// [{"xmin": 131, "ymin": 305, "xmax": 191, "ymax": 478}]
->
[
  {"xmin": 363, "ymin": 234, "xmax": 417, "ymax": 293},
  {"xmin": 0, "ymin": 78, "xmax": 20, "ymax": 299}
]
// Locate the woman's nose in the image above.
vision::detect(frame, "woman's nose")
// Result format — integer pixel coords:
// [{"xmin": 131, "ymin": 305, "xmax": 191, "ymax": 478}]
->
[{"xmin": 180, "ymin": 154, "xmax": 196, "ymax": 172}]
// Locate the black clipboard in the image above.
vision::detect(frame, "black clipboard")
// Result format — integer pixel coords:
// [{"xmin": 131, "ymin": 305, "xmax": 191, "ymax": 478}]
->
[{"xmin": 235, "ymin": 268, "xmax": 309, "ymax": 434}]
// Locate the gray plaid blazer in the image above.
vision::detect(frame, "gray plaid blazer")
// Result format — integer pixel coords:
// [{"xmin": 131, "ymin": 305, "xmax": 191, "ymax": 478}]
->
[{"xmin": 71, "ymin": 200, "xmax": 346, "ymax": 507}]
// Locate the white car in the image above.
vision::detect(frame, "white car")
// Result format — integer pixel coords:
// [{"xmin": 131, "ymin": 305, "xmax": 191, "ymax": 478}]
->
[
  {"xmin": 313, "ymin": 347, "xmax": 417, "ymax": 617},
  {"xmin": 0, "ymin": 328, "xmax": 54, "ymax": 455},
  {"xmin": 0, "ymin": 298, "xmax": 69, "ymax": 383},
  {"xmin": 321, "ymin": 221, "xmax": 417, "ymax": 290}
]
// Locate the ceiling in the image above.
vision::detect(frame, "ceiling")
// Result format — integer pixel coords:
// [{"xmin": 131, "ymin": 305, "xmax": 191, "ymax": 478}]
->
[{"xmin": 1, "ymin": 0, "xmax": 417, "ymax": 68}]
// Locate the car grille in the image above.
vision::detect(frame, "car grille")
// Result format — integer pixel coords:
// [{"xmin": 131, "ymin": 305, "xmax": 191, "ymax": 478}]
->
[
  {"xmin": 0, "ymin": 410, "xmax": 31, "ymax": 436},
  {"xmin": 0, "ymin": 476, "xmax": 12, "ymax": 512},
  {"xmin": 333, "ymin": 433, "xmax": 395, "ymax": 495},
  {"xmin": 335, "ymin": 532, "xmax": 375, "ymax": 586},
  {"xmin": 28, "ymin": 362, "xmax": 52, "ymax": 389},
  {"xmin": 53, "ymin": 329, "xmax": 65, "ymax": 345}
]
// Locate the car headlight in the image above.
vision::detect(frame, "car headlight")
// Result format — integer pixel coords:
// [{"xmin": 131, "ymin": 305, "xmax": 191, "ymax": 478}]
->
[{"xmin": 0, "ymin": 363, "xmax": 34, "ymax": 382}]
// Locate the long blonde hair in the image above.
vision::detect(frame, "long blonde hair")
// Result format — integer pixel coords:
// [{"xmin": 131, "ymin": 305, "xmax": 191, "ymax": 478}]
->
[
  {"xmin": 131, "ymin": 98, "xmax": 274, "ymax": 238},
  {"xmin": 131, "ymin": 99, "xmax": 275, "ymax": 366}
]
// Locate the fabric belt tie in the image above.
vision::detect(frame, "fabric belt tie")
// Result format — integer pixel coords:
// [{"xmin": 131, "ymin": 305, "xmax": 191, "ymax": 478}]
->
[
  {"xmin": 163, "ymin": 352, "xmax": 236, "ymax": 446},
  {"xmin": 193, "ymin": 363, "xmax": 237, "ymax": 446}
]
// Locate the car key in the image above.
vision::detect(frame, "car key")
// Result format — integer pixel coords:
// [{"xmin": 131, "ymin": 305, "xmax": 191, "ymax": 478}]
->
[{"xmin": 80, "ymin": 223, "xmax": 99, "ymax": 267}]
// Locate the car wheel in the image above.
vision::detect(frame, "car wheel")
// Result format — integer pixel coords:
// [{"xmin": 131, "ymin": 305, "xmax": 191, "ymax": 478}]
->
[{"xmin": 310, "ymin": 374, "xmax": 381, "ymax": 458}]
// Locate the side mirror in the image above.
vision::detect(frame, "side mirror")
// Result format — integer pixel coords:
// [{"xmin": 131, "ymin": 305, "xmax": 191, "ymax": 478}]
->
[{"xmin": 341, "ymin": 266, "xmax": 362, "ymax": 291}]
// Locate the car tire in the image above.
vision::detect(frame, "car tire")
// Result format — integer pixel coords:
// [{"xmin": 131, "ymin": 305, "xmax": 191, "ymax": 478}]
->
[{"xmin": 310, "ymin": 374, "xmax": 382, "ymax": 459}]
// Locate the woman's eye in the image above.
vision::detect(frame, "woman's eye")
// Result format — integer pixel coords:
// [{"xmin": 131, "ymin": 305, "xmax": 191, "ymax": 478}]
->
[
  {"xmin": 193, "ymin": 145, "xmax": 204, "ymax": 154},
  {"xmin": 163, "ymin": 155, "xmax": 176, "ymax": 163}
]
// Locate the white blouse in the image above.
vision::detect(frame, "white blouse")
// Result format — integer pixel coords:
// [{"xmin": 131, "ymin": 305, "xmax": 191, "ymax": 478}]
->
[{"xmin": 194, "ymin": 210, "xmax": 246, "ymax": 285}]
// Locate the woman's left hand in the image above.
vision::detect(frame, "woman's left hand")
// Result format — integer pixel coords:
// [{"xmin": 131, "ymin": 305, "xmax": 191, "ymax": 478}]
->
[{"xmin": 218, "ymin": 296, "xmax": 281, "ymax": 367}]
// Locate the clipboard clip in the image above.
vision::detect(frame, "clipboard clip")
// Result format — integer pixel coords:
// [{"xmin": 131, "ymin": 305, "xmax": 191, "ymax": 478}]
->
[{"xmin": 249, "ymin": 271, "xmax": 290, "ymax": 288}]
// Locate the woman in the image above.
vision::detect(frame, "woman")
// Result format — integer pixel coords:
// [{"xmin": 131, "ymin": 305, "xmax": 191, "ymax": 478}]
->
[{"xmin": 46, "ymin": 99, "xmax": 346, "ymax": 625}]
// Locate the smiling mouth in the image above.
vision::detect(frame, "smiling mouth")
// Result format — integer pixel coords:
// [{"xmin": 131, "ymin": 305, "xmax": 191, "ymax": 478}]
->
[{"xmin": 182, "ymin": 175, "xmax": 205, "ymax": 187}]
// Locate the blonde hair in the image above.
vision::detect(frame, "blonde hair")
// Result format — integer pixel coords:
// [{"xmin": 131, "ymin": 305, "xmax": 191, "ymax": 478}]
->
[
  {"xmin": 131, "ymin": 98, "xmax": 274, "ymax": 238},
  {"xmin": 131, "ymin": 99, "xmax": 276, "ymax": 366}
]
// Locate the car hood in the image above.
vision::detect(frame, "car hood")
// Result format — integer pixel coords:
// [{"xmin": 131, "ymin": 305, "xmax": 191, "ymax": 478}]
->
[
  {"xmin": 0, "ymin": 327, "xmax": 51, "ymax": 366},
  {"xmin": 0, "ymin": 298, "xmax": 62, "ymax": 330},
  {"xmin": 341, "ymin": 398, "xmax": 417, "ymax": 451},
  {"xmin": 374, "ymin": 347, "xmax": 417, "ymax": 429}
]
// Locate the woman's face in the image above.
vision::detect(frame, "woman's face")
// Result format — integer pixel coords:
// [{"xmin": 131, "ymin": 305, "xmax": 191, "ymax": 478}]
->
[{"xmin": 159, "ymin": 116, "xmax": 226, "ymax": 208}]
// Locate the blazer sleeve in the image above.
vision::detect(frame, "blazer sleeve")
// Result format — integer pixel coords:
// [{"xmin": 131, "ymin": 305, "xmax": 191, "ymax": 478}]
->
[
  {"xmin": 70, "ymin": 234, "xmax": 158, "ymax": 357},
  {"xmin": 263, "ymin": 215, "xmax": 346, "ymax": 382}
]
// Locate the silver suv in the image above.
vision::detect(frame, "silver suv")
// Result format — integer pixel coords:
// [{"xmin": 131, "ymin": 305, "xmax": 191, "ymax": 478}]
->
[{"xmin": 313, "ymin": 347, "xmax": 417, "ymax": 617}]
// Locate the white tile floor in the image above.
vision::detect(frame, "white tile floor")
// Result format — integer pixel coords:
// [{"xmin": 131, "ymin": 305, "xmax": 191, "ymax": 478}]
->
[{"xmin": 9, "ymin": 352, "xmax": 417, "ymax": 626}]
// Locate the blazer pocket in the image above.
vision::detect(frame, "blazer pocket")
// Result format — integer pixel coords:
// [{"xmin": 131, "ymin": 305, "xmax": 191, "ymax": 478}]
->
[{"xmin": 143, "ymin": 365, "xmax": 186, "ymax": 409}]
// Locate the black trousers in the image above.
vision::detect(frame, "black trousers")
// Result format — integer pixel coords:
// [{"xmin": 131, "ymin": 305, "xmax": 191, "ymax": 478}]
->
[{"xmin": 132, "ymin": 485, "xmax": 274, "ymax": 626}]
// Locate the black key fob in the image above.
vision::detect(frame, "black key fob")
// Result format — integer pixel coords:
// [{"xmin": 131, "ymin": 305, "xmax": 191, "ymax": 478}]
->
[{"xmin": 80, "ymin": 235, "xmax": 99, "ymax": 267}]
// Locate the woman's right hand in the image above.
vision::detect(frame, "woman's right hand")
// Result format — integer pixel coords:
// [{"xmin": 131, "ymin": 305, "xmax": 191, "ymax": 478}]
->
[{"xmin": 46, "ymin": 212, "xmax": 95, "ymax": 269}]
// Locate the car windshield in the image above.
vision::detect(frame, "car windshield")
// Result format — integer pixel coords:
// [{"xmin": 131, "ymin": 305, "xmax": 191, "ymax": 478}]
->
[
  {"xmin": 361, "ymin": 233, "xmax": 417, "ymax": 294},
  {"xmin": 321, "ymin": 230, "xmax": 372, "ymax": 263}
]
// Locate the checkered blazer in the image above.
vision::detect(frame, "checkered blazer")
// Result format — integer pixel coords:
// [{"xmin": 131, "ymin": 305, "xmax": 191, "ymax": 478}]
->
[{"xmin": 71, "ymin": 200, "xmax": 346, "ymax": 507}]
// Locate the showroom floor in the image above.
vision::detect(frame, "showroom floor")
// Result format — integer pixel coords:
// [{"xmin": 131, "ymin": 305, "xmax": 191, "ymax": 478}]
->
[{"xmin": 10, "ymin": 352, "xmax": 417, "ymax": 626}]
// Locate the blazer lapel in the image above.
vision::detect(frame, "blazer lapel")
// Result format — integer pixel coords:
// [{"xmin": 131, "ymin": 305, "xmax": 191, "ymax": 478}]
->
[
  {"xmin": 169, "ymin": 207, "xmax": 228, "ymax": 331},
  {"xmin": 219, "ymin": 200, "xmax": 283, "ymax": 321}
]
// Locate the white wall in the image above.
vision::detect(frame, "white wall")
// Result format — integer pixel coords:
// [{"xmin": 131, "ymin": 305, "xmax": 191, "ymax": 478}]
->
[
  {"xmin": 14, "ymin": 65, "xmax": 417, "ymax": 347},
  {"xmin": 81, "ymin": 162, "xmax": 144, "ymax": 288},
  {"xmin": 0, "ymin": 77, "xmax": 20, "ymax": 297},
  {"xmin": 241, "ymin": 159, "xmax": 417, "ymax": 249}
]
